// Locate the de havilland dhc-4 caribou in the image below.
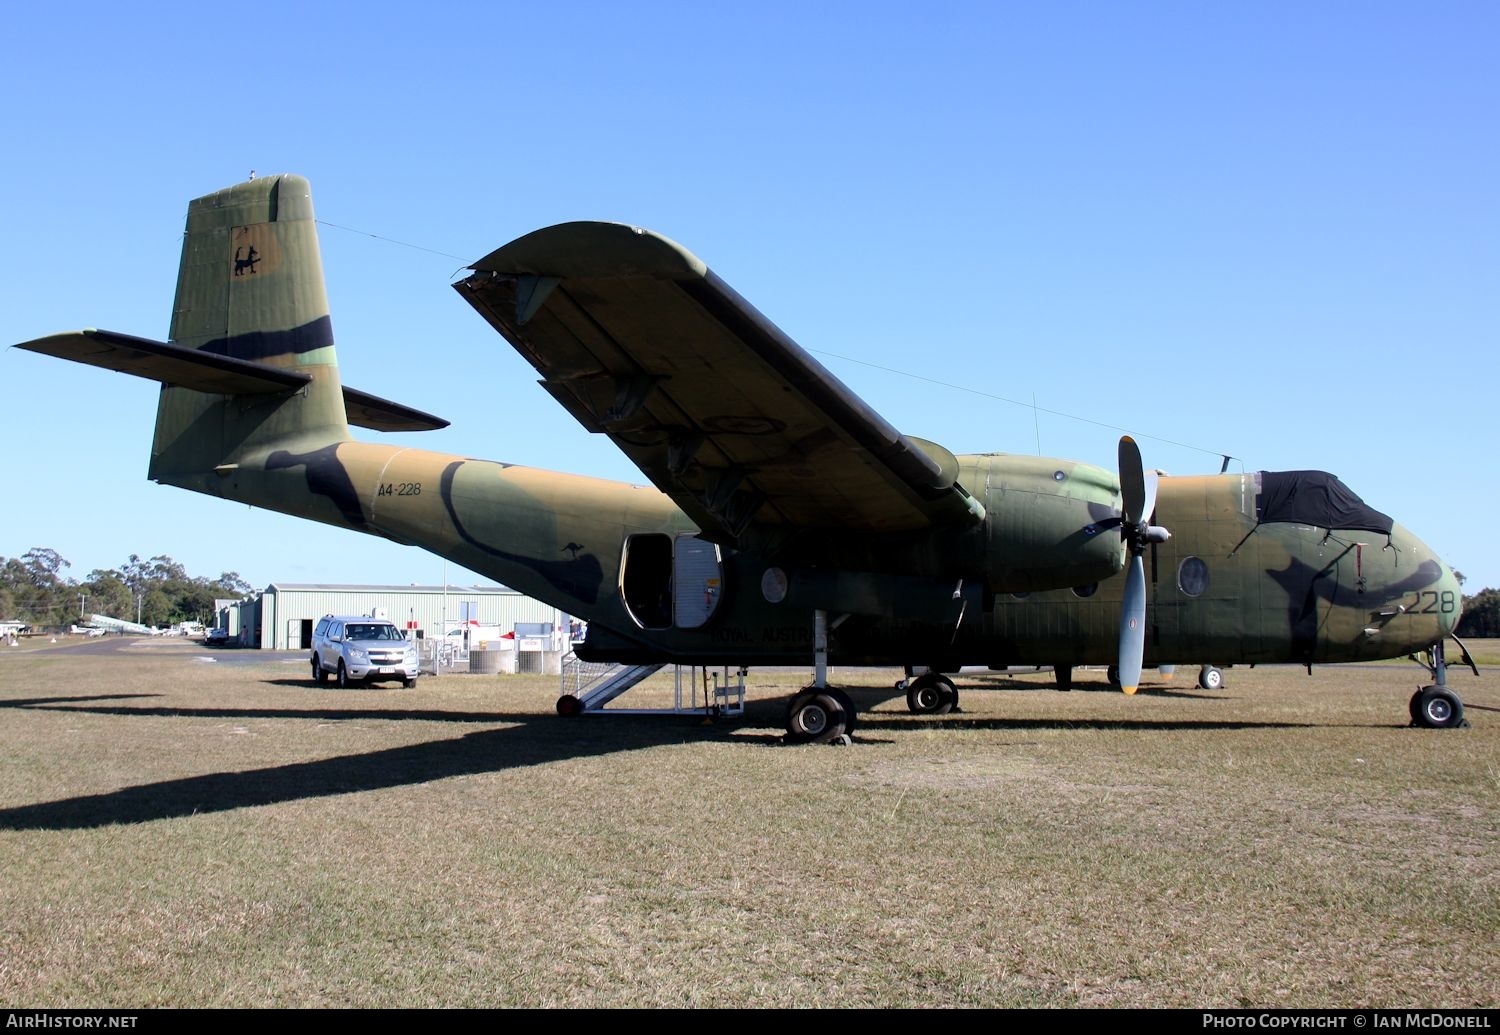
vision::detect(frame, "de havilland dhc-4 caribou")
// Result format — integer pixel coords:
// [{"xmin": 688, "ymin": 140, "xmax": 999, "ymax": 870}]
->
[{"xmin": 16, "ymin": 175, "xmax": 1477, "ymax": 742}]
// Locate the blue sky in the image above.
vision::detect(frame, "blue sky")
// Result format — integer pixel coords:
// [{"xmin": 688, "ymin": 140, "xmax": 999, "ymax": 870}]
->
[{"xmin": 5, "ymin": 2, "xmax": 1497, "ymax": 593}]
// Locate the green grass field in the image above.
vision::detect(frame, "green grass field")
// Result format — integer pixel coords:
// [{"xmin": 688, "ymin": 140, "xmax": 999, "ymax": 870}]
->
[{"xmin": 1, "ymin": 638, "xmax": 1495, "ymax": 1008}]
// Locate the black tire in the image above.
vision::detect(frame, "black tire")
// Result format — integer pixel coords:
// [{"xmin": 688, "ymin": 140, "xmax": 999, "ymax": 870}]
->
[
  {"xmin": 1055, "ymin": 665, "xmax": 1073, "ymax": 692},
  {"xmin": 403, "ymin": 677, "xmax": 416, "ymax": 689},
  {"xmin": 931, "ymin": 673, "xmax": 957, "ymax": 714},
  {"xmin": 1106, "ymin": 665, "xmax": 1121, "ymax": 692},
  {"xmin": 1198, "ymin": 666, "xmax": 1224, "ymax": 691},
  {"xmin": 826, "ymin": 687, "xmax": 858, "ymax": 737},
  {"xmin": 1414, "ymin": 686, "xmax": 1465, "ymax": 729},
  {"xmin": 785, "ymin": 690, "xmax": 849, "ymax": 745},
  {"xmin": 906, "ymin": 674, "xmax": 944, "ymax": 714},
  {"xmin": 311, "ymin": 655, "xmax": 326, "ymax": 685},
  {"xmin": 905, "ymin": 673, "xmax": 956, "ymax": 715},
  {"xmin": 336, "ymin": 661, "xmax": 349, "ymax": 689},
  {"xmin": 556, "ymin": 694, "xmax": 583, "ymax": 717},
  {"xmin": 1408, "ymin": 688, "xmax": 1424, "ymax": 726}
]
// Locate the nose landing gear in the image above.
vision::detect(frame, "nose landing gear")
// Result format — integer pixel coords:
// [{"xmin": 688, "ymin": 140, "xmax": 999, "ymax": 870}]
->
[{"xmin": 1409, "ymin": 637, "xmax": 1477, "ymax": 729}]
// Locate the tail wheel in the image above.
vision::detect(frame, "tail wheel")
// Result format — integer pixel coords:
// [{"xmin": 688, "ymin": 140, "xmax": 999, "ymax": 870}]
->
[{"xmin": 556, "ymin": 694, "xmax": 583, "ymax": 717}]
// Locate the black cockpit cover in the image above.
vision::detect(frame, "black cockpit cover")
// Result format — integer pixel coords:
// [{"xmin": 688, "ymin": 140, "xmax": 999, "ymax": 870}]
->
[{"xmin": 1256, "ymin": 471, "xmax": 1394, "ymax": 534}]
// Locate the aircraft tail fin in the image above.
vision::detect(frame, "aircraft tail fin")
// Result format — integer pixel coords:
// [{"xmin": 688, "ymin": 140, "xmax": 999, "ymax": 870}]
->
[
  {"xmin": 15, "ymin": 176, "xmax": 449, "ymax": 487},
  {"xmin": 148, "ymin": 174, "xmax": 350, "ymax": 482}
]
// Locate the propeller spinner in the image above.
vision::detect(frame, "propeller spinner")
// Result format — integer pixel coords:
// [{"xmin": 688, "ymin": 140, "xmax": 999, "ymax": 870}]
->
[{"xmin": 1117, "ymin": 436, "xmax": 1171, "ymax": 694}]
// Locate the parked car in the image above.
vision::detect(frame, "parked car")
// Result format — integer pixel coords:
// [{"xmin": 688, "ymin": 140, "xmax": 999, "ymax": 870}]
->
[
  {"xmin": 311, "ymin": 615, "xmax": 419, "ymax": 688},
  {"xmin": 205, "ymin": 627, "xmax": 231, "ymax": 646}
]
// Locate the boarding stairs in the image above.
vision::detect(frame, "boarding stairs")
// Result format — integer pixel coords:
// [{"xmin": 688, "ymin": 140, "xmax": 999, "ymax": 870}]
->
[{"xmin": 560, "ymin": 652, "xmax": 745, "ymax": 716}]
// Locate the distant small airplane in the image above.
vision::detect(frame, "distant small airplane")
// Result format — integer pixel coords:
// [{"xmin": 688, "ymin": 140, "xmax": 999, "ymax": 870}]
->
[
  {"xmin": 81, "ymin": 614, "xmax": 161, "ymax": 636},
  {"xmin": 15, "ymin": 175, "xmax": 1474, "ymax": 740}
]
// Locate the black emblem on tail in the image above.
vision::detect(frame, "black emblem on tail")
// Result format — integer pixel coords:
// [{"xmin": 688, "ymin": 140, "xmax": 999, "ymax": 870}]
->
[{"xmin": 233, "ymin": 245, "xmax": 261, "ymax": 277}]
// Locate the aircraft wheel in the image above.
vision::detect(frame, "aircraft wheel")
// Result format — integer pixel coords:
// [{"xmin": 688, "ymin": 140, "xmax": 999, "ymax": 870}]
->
[
  {"xmin": 785, "ymin": 690, "xmax": 850, "ymax": 745},
  {"xmin": 905, "ymin": 673, "xmax": 956, "ymax": 715},
  {"xmin": 906, "ymin": 674, "xmax": 943, "ymax": 714},
  {"xmin": 1198, "ymin": 666, "xmax": 1224, "ymax": 691},
  {"xmin": 1106, "ymin": 665, "xmax": 1121, "ymax": 692},
  {"xmin": 336, "ymin": 661, "xmax": 349, "ymax": 689},
  {"xmin": 556, "ymin": 694, "xmax": 583, "ymax": 717},
  {"xmin": 1408, "ymin": 688, "xmax": 1423, "ymax": 725},
  {"xmin": 1414, "ymin": 686, "xmax": 1465, "ymax": 729},
  {"xmin": 1055, "ymin": 665, "xmax": 1073, "ymax": 692}
]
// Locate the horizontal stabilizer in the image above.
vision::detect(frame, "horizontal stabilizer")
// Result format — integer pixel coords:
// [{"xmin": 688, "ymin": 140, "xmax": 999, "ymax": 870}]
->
[
  {"xmin": 16, "ymin": 329, "xmax": 310, "ymax": 395},
  {"xmin": 16, "ymin": 329, "xmax": 449, "ymax": 432},
  {"xmin": 342, "ymin": 387, "xmax": 450, "ymax": 432}
]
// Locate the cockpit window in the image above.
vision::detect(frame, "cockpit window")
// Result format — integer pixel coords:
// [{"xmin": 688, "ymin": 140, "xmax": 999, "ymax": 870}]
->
[{"xmin": 1256, "ymin": 471, "xmax": 1393, "ymax": 534}]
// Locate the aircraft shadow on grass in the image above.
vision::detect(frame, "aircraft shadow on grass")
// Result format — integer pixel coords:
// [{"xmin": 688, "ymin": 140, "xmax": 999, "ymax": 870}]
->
[
  {"xmin": 0, "ymin": 691, "xmax": 1371, "ymax": 831},
  {"xmin": 0, "ymin": 692, "xmax": 702, "ymax": 831}
]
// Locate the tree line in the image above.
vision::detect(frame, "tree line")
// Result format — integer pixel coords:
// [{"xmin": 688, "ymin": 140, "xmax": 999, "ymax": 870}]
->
[
  {"xmin": 1, "ymin": 548, "xmax": 253, "ymax": 629},
  {"xmin": 1456, "ymin": 587, "xmax": 1500, "ymax": 639}
]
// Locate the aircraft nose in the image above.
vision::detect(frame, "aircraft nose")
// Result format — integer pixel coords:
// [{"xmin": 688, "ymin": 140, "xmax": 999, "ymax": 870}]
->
[
  {"xmin": 1383, "ymin": 524, "xmax": 1462, "ymax": 643},
  {"xmin": 1433, "ymin": 559, "xmax": 1462, "ymax": 638}
]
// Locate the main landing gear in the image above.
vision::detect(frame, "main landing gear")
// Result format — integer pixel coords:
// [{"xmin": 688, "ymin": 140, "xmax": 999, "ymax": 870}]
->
[
  {"xmin": 783, "ymin": 608, "xmax": 858, "ymax": 745},
  {"xmin": 785, "ymin": 687, "xmax": 857, "ymax": 745},
  {"xmin": 904, "ymin": 672, "xmax": 958, "ymax": 715},
  {"xmin": 1408, "ymin": 638, "xmax": 1476, "ymax": 729}
]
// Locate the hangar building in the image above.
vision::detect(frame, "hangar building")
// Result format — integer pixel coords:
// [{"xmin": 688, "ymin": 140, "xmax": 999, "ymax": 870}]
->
[{"xmin": 217, "ymin": 583, "xmax": 563, "ymax": 651}]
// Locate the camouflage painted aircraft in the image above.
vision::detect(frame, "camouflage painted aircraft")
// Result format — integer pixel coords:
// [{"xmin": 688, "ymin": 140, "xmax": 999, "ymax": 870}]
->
[{"xmin": 15, "ymin": 175, "xmax": 1474, "ymax": 741}]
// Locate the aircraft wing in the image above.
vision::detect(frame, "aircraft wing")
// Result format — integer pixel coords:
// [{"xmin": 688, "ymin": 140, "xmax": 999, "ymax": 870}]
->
[{"xmin": 455, "ymin": 222, "xmax": 984, "ymax": 543}]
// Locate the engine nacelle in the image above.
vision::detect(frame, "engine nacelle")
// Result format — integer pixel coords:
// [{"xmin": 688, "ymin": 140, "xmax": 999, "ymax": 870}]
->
[{"xmin": 970, "ymin": 453, "xmax": 1126, "ymax": 592}]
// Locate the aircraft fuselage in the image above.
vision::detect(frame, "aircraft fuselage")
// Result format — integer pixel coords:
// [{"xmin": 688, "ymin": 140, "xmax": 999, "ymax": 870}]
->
[{"xmin": 169, "ymin": 438, "xmax": 1458, "ymax": 671}]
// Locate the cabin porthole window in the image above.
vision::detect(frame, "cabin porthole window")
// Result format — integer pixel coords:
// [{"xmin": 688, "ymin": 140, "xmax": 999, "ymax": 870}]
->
[{"xmin": 1178, "ymin": 556, "xmax": 1209, "ymax": 597}]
